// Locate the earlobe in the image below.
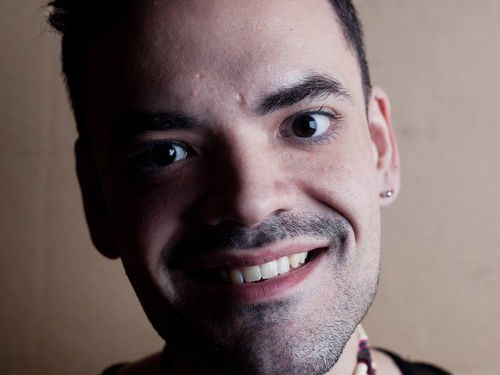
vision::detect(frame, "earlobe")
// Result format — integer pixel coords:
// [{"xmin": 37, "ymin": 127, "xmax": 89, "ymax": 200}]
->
[
  {"xmin": 75, "ymin": 138, "xmax": 120, "ymax": 259},
  {"xmin": 367, "ymin": 87, "xmax": 401, "ymax": 207}
]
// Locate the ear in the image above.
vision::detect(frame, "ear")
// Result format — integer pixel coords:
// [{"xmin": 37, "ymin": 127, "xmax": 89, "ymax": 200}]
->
[
  {"xmin": 367, "ymin": 87, "xmax": 401, "ymax": 207},
  {"xmin": 75, "ymin": 138, "xmax": 120, "ymax": 259}
]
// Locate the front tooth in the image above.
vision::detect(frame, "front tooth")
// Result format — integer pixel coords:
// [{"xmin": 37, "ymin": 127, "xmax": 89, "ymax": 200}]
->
[
  {"xmin": 260, "ymin": 260, "xmax": 278, "ymax": 280},
  {"xmin": 276, "ymin": 256, "xmax": 290, "ymax": 274},
  {"xmin": 229, "ymin": 269, "xmax": 244, "ymax": 284},
  {"xmin": 242, "ymin": 265, "xmax": 262, "ymax": 282},
  {"xmin": 289, "ymin": 253, "xmax": 300, "ymax": 268},
  {"xmin": 298, "ymin": 251, "xmax": 308, "ymax": 264}
]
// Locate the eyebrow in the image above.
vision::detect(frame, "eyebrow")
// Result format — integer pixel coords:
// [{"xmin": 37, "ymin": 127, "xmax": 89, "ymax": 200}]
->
[
  {"xmin": 254, "ymin": 74, "xmax": 352, "ymax": 115},
  {"xmin": 109, "ymin": 111, "xmax": 202, "ymax": 142}
]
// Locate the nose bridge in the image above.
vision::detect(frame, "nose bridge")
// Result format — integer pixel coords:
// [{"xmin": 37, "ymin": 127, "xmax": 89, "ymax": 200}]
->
[
  {"xmin": 235, "ymin": 137, "xmax": 279, "ymax": 203},
  {"xmin": 201, "ymin": 129, "xmax": 296, "ymax": 227}
]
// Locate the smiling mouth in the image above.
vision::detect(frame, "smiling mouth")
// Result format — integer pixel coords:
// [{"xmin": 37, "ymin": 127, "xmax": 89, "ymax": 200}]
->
[{"xmin": 188, "ymin": 248, "xmax": 325, "ymax": 285}]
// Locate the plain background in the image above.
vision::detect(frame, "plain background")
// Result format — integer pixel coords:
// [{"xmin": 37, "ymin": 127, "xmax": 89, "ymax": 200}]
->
[{"xmin": 1, "ymin": 1, "xmax": 499, "ymax": 374}]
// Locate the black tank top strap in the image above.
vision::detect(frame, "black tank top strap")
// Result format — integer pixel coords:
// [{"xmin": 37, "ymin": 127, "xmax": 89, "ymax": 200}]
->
[
  {"xmin": 375, "ymin": 348, "xmax": 453, "ymax": 375},
  {"xmin": 99, "ymin": 363, "xmax": 127, "ymax": 375}
]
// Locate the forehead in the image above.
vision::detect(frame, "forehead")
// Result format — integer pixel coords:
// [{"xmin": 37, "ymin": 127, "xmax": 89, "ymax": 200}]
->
[{"xmin": 88, "ymin": 0, "xmax": 363, "ymax": 122}]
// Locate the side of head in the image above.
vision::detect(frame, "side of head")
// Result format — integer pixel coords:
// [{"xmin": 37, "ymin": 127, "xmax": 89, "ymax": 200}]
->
[{"xmin": 49, "ymin": 1, "xmax": 400, "ymax": 374}]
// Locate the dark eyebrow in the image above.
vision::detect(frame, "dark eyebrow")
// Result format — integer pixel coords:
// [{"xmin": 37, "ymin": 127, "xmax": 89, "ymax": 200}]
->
[
  {"xmin": 255, "ymin": 74, "xmax": 352, "ymax": 115},
  {"xmin": 109, "ymin": 111, "xmax": 202, "ymax": 142}
]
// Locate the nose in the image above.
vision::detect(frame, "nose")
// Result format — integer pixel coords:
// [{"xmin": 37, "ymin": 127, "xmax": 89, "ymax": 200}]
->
[{"xmin": 200, "ymin": 136, "xmax": 297, "ymax": 227}]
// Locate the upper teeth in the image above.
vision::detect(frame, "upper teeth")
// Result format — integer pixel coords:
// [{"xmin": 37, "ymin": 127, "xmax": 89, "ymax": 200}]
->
[{"xmin": 227, "ymin": 251, "xmax": 308, "ymax": 284}]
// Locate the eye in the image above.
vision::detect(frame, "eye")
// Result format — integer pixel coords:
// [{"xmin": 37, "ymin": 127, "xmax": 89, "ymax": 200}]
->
[
  {"xmin": 281, "ymin": 111, "xmax": 337, "ymax": 141},
  {"xmin": 129, "ymin": 141, "xmax": 193, "ymax": 169},
  {"xmin": 291, "ymin": 112, "xmax": 331, "ymax": 137}
]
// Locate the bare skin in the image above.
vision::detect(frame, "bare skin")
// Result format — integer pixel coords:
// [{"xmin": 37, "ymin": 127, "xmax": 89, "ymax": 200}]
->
[{"xmin": 78, "ymin": 0, "xmax": 400, "ymax": 374}]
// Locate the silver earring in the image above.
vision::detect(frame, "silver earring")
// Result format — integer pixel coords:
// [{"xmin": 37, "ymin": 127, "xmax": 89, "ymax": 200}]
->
[{"xmin": 380, "ymin": 190, "xmax": 394, "ymax": 198}]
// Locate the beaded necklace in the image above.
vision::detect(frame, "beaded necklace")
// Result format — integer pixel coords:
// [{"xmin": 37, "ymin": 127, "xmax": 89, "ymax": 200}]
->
[{"xmin": 354, "ymin": 325, "xmax": 377, "ymax": 375}]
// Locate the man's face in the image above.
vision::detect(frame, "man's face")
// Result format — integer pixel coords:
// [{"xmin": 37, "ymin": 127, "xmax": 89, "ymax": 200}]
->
[{"xmin": 80, "ymin": 0, "xmax": 398, "ymax": 374}]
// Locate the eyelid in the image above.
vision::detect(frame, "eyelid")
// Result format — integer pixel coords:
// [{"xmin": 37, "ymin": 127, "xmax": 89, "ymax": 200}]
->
[
  {"xmin": 125, "ymin": 139, "xmax": 190, "ymax": 157},
  {"xmin": 284, "ymin": 106, "xmax": 342, "ymax": 126}
]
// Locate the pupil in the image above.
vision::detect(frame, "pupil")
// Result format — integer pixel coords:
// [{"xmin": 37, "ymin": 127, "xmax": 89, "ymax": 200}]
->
[
  {"xmin": 151, "ymin": 144, "xmax": 176, "ymax": 166},
  {"xmin": 293, "ymin": 115, "xmax": 317, "ymax": 137}
]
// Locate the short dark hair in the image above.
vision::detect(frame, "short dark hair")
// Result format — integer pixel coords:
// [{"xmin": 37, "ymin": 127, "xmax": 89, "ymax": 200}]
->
[{"xmin": 47, "ymin": 0, "xmax": 371, "ymax": 136}]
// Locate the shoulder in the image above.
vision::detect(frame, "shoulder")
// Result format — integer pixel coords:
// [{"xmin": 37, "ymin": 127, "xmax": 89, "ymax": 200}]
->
[
  {"xmin": 100, "ymin": 352, "xmax": 162, "ymax": 375},
  {"xmin": 374, "ymin": 348, "xmax": 453, "ymax": 375},
  {"xmin": 372, "ymin": 348, "xmax": 403, "ymax": 375}
]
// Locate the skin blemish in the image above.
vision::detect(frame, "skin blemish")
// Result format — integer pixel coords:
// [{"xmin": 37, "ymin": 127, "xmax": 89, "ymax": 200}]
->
[{"xmin": 236, "ymin": 92, "xmax": 247, "ymax": 106}]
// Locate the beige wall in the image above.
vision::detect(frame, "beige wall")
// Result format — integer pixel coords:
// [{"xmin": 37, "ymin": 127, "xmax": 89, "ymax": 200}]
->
[
  {"xmin": 1, "ymin": 1, "xmax": 498, "ymax": 374},
  {"xmin": 357, "ymin": 2, "xmax": 500, "ymax": 374}
]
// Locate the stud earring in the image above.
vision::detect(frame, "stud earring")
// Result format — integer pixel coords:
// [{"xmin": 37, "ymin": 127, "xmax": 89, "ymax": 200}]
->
[{"xmin": 379, "ymin": 190, "xmax": 394, "ymax": 198}]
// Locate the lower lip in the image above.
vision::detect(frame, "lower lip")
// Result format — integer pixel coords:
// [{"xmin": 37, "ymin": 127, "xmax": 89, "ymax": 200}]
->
[{"xmin": 184, "ymin": 249, "xmax": 327, "ymax": 304}]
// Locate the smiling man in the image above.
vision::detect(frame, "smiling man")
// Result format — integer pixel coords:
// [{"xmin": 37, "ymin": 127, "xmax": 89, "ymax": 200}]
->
[{"xmin": 48, "ymin": 1, "xmax": 450, "ymax": 375}]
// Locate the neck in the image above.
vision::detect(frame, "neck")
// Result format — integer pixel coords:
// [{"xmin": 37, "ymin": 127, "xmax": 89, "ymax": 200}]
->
[{"xmin": 324, "ymin": 328, "xmax": 360, "ymax": 375}]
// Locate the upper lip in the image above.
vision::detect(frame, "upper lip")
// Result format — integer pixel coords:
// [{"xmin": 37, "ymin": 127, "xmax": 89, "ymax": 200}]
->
[{"xmin": 183, "ymin": 238, "xmax": 330, "ymax": 270}]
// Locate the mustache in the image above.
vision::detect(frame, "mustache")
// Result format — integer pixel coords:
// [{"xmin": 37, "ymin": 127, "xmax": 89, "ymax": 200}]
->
[{"xmin": 165, "ymin": 212, "xmax": 350, "ymax": 268}]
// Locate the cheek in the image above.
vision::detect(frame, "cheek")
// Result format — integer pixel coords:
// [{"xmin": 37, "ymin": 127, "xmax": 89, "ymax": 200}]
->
[
  {"xmin": 106, "ymin": 171, "xmax": 206, "ymax": 266},
  {"xmin": 293, "ymin": 148, "xmax": 381, "ymax": 295},
  {"xmin": 292, "ymin": 142, "xmax": 379, "ymax": 242}
]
